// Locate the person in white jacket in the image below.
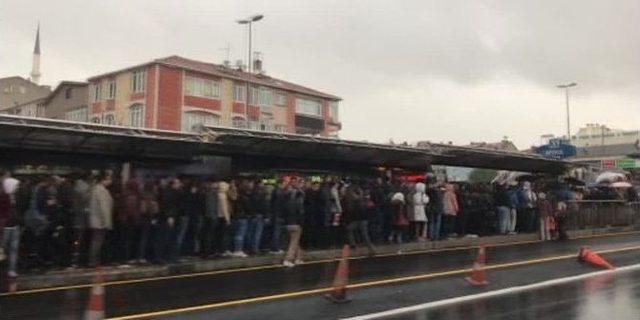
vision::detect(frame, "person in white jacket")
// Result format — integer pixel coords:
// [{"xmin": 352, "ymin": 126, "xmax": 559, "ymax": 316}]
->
[
  {"xmin": 88, "ymin": 173, "xmax": 113, "ymax": 267},
  {"xmin": 412, "ymin": 182, "xmax": 429, "ymax": 241}
]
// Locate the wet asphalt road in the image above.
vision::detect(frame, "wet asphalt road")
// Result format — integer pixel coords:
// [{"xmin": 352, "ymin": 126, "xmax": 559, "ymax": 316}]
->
[
  {"xmin": 2, "ymin": 232, "xmax": 640, "ymax": 319},
  {"xmin": 383, "ymin": 266, "xmax": 640, "ymax": 320},
  {"xmin": 167, "ymin": 247, "xmax": 640, "ymax": 320}
]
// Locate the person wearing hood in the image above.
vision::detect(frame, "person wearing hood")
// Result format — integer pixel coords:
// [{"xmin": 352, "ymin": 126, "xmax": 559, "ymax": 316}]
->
[
  {"xmin": 412, "ymin": 182, "xmax": 429, "ymax": 241},
  {"xmin": 389, "ymin": 190, "xmax": 409, "ymax": 244},
  {"xmin": 442, "ymin": 183, "xmax": 459, "ymax": 238}
]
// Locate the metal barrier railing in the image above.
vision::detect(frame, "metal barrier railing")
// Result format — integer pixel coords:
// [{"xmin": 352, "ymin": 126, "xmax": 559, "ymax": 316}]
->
[{"xmin": 566, "ymin": 200, "xmax": 640, "ymax": 230}]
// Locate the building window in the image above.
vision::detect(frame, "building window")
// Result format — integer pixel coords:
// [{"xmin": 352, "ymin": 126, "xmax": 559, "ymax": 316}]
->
[
  {"xmin": 259, "ymin": 118, "xmax": 273, "ymax": 131},
  {"xmin": 65, "ymin": 107, "xmax": 88, "ymax": 122},
  {"xmin": 91, "ymin": 83, "xmax": 102, "ymax": 102},
  {"xmin": 107, "ymin": 81, "xmax": 116, "ymax": 99},
  {"xmin": 248, "ymin": 86, "xmax": 272, "ymax": 108},
  {"xmin": 234, "ymin": 84, "xmax": 246, "ymax": 102},
  {"xmin": 258, "ymin": 87, "xmax": 273, "ymax": 108},
  {"xmin": 65, "ymin": 88, "xmax": 73, "ymax": 99},
  {"xmin": 104, "ymin": 114, "xmax": 116, "ymax": 125},
  {"xmin": 329, "ymin": 101, "xmax": 339, "ymax": 122},
  {"xmin": 132, "ymin": 70, "xmax": 146, "ymax": 93},
  {"xmin": 275, "ymin": 93, "xmax": 286, "ymax": 106},
  {"xmin": 232, "ymin": 116, "xmax": 247, "ymax": 128},
  {"xmin": 130, "ymin": 104, "xmax": 144, "ymax": 128},
  {"xmin": 185, "ymin": 76, "xmax": 220, "ymax": 98},
  {"xmin": 19, "ymin": 86, "xmax": 26, "ymax": 94},
  {"xmin": 296, "ymin": 98, "xmax": 322, "ymax": 117},
  {"xmin": 91, "ymin": 116, "xmax": 101, "ymax": 124},
  {"xmin": 274, "ymin": 125, "xmax": 286, "ymax": 133},
  {"xmin": 182, "ymin": 110, "xmax": 220, "ymax": 132}
]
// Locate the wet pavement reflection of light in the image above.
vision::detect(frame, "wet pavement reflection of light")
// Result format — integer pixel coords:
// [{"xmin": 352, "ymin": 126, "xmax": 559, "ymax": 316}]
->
[{"xmin": 387, "ymin": 269, "xmax": 640, "ymax": 320}]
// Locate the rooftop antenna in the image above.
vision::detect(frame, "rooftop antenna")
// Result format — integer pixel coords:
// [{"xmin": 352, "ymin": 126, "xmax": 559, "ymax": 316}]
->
[{"xmin": 219, "ymin": 42, "xmax": 231, "ymax": 66}]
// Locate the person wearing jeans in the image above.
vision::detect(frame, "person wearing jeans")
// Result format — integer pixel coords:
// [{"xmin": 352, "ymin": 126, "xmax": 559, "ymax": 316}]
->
[
  {"xmin": 232, "ymin": 218, "xmax": 248, "ymax": 257},
  {"xmin": 283, "ymin": 180, "xmax": 305, "ymax": 267},
  {"xmin": 2, "ymin": 226, "xmax": 20, "ymax": 277},
  {"xmin": 1, "ymin": 171, "xmax": 20, "ymax": 277},
  {"xmin": 497, "ymin": 206, "xmax": 510, "ymax": 234},
  {"xmin": 494, "ymin": 184, "xmax": 511, "ymax": 235},
  {"xmin": 246, "ymin": 181, "xmax": 267, "ymax": 254},
  {"xmin": 231, "ymin": 181, "xmax": 251, "ymax": 257}
]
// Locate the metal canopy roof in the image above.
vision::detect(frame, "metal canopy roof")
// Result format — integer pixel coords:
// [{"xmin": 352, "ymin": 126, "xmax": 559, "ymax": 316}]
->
[
  {"xmin": 0, "ymin": 115, "xmax": 218, "ymax": 161},
  {"xmin": 201, "ymin": 126, "xmax": 572, "ymax": 173},
  {"xmin": 0, "ymin": 115, "xmax": 573, "ymax": 173}
]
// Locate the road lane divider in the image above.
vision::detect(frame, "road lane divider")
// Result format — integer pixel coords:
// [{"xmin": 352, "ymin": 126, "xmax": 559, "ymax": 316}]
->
[{"xmin": 106, "ymin": 244, "xmax": 640, "ymax": 320}]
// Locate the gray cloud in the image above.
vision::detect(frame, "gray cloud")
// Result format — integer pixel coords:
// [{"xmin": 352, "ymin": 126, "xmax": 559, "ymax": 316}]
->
[{"xmin": 1, "ymin": 0, "xmax": 638, "ymax": 148}]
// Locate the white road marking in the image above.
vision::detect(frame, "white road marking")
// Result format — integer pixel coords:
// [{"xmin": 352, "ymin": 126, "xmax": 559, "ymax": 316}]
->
[{"xmin": 342, "ymin": 263, "xmax": 640, "ymax": 320}]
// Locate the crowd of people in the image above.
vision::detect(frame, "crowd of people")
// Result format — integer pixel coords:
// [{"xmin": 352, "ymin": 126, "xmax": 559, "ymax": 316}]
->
[{"xmin": 0, "ymin": 168, "xmax": 620, "ymax": 276}]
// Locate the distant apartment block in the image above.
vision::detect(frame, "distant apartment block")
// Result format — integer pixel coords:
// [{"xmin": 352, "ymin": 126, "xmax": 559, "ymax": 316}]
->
[
  {"xmin": 85, "ymin": 56, "xmax": 342, "ymax": 137},
  {"xmin": 44, "ymin": 81, "xmax": 89, "ymax": 121},
  {"xmin": 0, "ymin": 76, "xmax": 51, "ymax": 116}
]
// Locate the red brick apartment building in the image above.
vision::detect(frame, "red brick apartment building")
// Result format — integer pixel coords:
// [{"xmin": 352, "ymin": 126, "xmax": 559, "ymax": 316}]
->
[{"xmin": 86, "ymin": 56, "xmax": 341, "ymax": 137}]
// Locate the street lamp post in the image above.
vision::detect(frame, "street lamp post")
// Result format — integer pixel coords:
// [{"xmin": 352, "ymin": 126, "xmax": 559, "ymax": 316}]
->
[
  {"xmin": 557, "ymin": 82, "xmax": 577, "ymax": 142},
  {"xmin": 237, "ymin": 14, "xmax": 263, "ymax": 129}
]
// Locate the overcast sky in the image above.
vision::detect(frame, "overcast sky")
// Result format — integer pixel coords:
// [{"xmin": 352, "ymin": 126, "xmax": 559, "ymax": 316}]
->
[{"xmin": 1, "ymin": 0, "xmax": 638, "ymax": 149}]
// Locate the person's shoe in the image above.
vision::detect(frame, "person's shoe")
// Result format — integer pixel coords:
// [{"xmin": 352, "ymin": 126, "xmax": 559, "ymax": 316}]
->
[
  {"xmin": 232, "ymin": 251, "xmax": 248, "ymax": 258},
  {"xmin": 294, "ymin": 259, "xmax": 304, "ymax": 265},
  {"xmin": 127, "ymin": 259, "xmax": 137, "ymax": 264},
  {"xmin": 269, "ymin": 250, "xmax": 284, "ymax": 255},
  {"xmin": 282, "ymin": 260, "xmax": 295, "ymax": 268},
  {"xmin": 7, "ymin": 271, "xmax": 18, "ymax": 278},
  {"xmin": 222, "ymin": 251, "xmax": 233, "ymax": 257},
  {"xmin": 118, "ymin": 264, "xmax": 132, "ymax": 269},
  {"xmin": 137, "ymin": 259, "xmax": 148, "ymax": 264}
]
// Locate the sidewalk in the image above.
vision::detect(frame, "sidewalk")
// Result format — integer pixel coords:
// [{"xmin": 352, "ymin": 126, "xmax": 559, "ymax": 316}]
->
[{"xmin": 9, "ymin": 226, "xmax": 638, "ymax": 291}]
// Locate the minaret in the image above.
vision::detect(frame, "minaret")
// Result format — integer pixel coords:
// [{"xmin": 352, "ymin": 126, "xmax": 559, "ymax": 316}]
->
[{"xmin": 30, "ymin": 23, "xmax": 41, "ymax": 84}]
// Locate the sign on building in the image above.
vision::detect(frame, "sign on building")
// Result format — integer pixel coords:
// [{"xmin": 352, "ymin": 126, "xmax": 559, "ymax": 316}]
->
[{"xmin": 535, "ymin": 138, "xmax": 577, "ymax": 159}]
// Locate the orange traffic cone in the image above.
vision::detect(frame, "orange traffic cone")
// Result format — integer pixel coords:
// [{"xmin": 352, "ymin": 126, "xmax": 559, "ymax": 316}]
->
[
  {"xmin": 465, "ymin": 246, "xmax": 489, "ymax": 286},
  {"xmin": 84, "ymin": 268, "xmax": 106, "ymax": 320},
  {"xmin": 578, "ymin": 246, "xmax": 615, "ymax": 270},
  {"xmin": 324, "ymin": 245, "xmax": 352, "ymax": 303}
]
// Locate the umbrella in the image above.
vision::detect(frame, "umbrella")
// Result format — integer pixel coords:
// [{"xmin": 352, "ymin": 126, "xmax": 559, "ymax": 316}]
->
[
  {"xmin": 610, "ymin": 181, "xmax": 633, "ymax": 188},
  {"xmin": 564, "ymin": 177, "xmax": 586, "ymax": 186},
  {"xmin": 595, "ymin": 171, "xmax": 627, "ymax": 184},
  {"xmin": 491, "ymin": 171, "xmax": 511, "ymax": 185}
]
